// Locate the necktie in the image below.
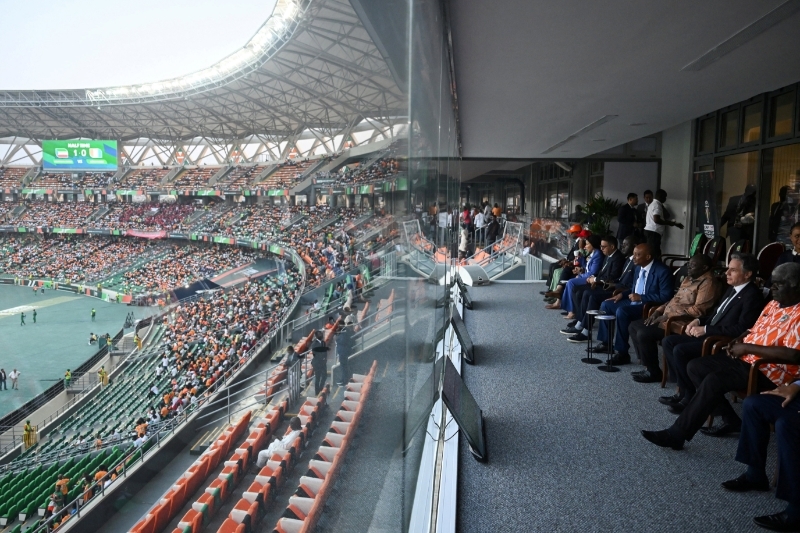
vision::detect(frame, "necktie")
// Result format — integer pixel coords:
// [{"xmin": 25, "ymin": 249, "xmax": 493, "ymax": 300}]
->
[
  {"xmin": 633, "ymin": 269, "xmax": 647, "ymax": 304},
  {"xmin": 710, "ymin": 289, "xmax": 735, "ymax": 325}
]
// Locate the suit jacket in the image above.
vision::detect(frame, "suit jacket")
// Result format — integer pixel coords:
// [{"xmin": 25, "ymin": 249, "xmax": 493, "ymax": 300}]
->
[
  {"xmin": 622, "ymin": 261, "xmax": 674, "ymax": 304},
  {"xmin": 616, "ymin": 204, "xmax": 637, "ymax": 241},
  {"xmin": 596, "ymin": 250, "xmax": 625, "ymax": 284},
  {"xmin": 576, "ymin": 250, "xmax": 603, "ymax": 280},
  {"xmin": 699, "ymin": 282, "xmax": 766, "ymax": 337}
]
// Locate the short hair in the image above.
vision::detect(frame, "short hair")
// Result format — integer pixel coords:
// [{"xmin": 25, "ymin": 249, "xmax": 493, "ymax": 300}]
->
[
  {"xmin": 730, "ymin": 252, "xmax": 758, "ymax": 277},
  {"xmin": 627, "ymin": 193, "xmax": 638, "ymax": 200},
  {"xmin": 791, "ymin": 222, "xmax": 800, "ymax": 234},
  {"xmin": 643, "ymin": 189, "xmax": 653, "ymax": 196},
  {"xmin": 602, "ymin": 235, "xmax": 618, "ymax": 249},
  {"xmin": 655, "ymin": 188, "xmax": 667, "ymax": 196},
  {"xmin": 774, "ymin": 262, "xmax": 800, "ymax": 288},
  {"xmin": 689, "ymin": 253, "xmax": 713, "ymax": 269},
  {"xmin": 586, "ymin": 234, "xmax": 602, "ymax": 250}
]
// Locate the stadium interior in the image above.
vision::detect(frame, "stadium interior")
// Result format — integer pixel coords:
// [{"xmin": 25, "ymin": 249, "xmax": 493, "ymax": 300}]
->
[{"xmin": 1, "ymin": 1, "xmax": 800, "ymax": 532}]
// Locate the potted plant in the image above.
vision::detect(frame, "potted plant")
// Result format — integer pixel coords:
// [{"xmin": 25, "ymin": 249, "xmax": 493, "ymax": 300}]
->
[{"xmin": 581, "ymin": 194, "xmax": 621, "ymax": 236}]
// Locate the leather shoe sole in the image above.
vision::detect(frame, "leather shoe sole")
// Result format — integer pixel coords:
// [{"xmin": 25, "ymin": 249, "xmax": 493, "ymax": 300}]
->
[
  {"xmin": 633, "ymin": 371, "xmax": 662, "ymax": 383},
  {"xmin": 753, "ymin": 511, "xmax": 800, "ymax": 532},
  {"xmin": 722, "ymin": 474, "xmax": 770, "ymax": 493},
  {"xmin": 641, "ymin": 429, "xmax": 683, "ymax": 450}
]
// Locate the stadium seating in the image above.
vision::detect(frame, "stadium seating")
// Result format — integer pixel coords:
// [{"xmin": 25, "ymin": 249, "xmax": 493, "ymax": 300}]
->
[
  {"xmin": 0, "ymin": 167, "xmax": 28, "ymax": 188},
  {"xmin": 119, "ymin": 168, "xmax": 172, "ymax": 189},
  {"xmin": 173, "ymin": 167, "xmax": 218, "ymax": 189},
  {"xmin": 260, "ymin": 160, "xmax": 315, "ymax": 189}
]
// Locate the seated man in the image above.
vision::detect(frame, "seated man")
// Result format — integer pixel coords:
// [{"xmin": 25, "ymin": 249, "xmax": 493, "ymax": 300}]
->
[
  {"xmin": 642, "ymin": 262, "xmax": 800, "ymax": 450},
  {"xmin": 562, "ymin": 235, "xmax": 635, "ymax": 340},
  {"xmin": 256, "ymin": 417, "xmax": 303, "ymax": 468},
  {"xmin": 628, "ymin": 253, "xmax": 721, "ymax": 383},
  {"xmin": 723, "ymin": 384, "xmax": 800, "ymax": 531},
  {"xmin": 659, "ymin": 253, "xmax": 765, "ymax": 412},
  {"xmin": 543, "ymin": 225, "xmax": 584, "ymax": 301},
  {"xmin": 591, "ymin": 243, "xmax": 674, "ymax": 364},
  {"xmin": 561, "ymin": 235, "xmax": 624, "ymax": 320},
  {"xmin": 547, "ymin": 234, "xmax": 603, "ymax": 312}
]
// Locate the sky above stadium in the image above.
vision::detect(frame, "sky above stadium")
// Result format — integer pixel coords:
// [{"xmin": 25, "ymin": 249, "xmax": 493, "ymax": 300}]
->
[{"xmin": 0, "ymin": 0, "xmax": 278, "ymax": 90}]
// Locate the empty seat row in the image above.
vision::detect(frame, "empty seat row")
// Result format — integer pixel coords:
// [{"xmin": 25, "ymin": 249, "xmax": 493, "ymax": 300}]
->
[{"xmin": 272, "ymin": 361, "xmax": 378, "ymax": 533}]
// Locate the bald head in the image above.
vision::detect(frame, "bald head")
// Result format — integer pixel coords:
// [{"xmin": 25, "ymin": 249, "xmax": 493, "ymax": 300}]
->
[{"xmin": 632, "ymin": 244, "xmax": 653, "ymax": 267}]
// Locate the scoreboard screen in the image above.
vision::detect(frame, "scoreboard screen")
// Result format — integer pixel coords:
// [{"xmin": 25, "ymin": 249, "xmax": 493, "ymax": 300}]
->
[{"xmin": 42, "ymin": 140, "xmax": 118, "ymax": 171}]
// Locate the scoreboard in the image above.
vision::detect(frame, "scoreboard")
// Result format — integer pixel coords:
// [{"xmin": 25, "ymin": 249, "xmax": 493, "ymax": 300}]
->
[{"xmin": 42, "ymin": 140, "xmax": 118, "ymax": 171}]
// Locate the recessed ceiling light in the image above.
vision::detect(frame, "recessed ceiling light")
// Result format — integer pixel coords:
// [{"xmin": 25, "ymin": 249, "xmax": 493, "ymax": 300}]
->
[{"xmin": 629, "ymin": 123, "xmax": 647, "ymax": 126}]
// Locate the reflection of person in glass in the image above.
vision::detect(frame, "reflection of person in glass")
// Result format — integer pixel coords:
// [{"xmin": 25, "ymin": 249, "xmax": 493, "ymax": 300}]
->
[
  {"xmin": 720, "ymin": 184, "xmax": 756, "ymax": 245},
  {"xmin": 775, "ymin": 179, "xmax": 800, "ymax": 245},
  {"xmin": 769, "ymin": 186, "xmax": 790, "ymax": 242}
]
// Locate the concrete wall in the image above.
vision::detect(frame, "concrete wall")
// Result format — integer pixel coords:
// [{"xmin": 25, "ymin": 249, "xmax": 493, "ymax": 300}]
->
[{"xmin": 660, "ymin": 121, "xmax": 693, "ymax": 256}]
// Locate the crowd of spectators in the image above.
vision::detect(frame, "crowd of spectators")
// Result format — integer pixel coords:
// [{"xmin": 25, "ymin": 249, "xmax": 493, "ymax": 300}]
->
[
  {"xmin": 0, "ymin": 167, "xmax": 28, "ymax": 188},
  {"xmin": 17, "ymin": 201, "xmax": 96, "ymax": 227},
  {"xmin": 172, "ymin": 167, "xmax": 218, "ymax": 189},
  {"xmin": 261, "ymin": 159, "xmax": 316, "ymax": 189},
  {"xmin": 117, "ymin": 168, "xmax": 171, "ymax": 189},
  {"xmin": 100, "ymin": 203, "xmax": 195, "ymax": 231},
  {"xmin": 219, "ymin": 165, "xmax": 264, "ymax": 189}
]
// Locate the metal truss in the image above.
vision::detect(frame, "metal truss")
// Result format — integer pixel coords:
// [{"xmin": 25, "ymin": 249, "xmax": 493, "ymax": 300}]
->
[{"xmin": 0, "ymin": 0, "xmax": 407, "ymax": 144}]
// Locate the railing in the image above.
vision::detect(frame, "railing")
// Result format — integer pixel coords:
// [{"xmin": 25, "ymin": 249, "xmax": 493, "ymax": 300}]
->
[{"xmin": 525, "ymin": 254, "xmax": 543, "ymax": 281}]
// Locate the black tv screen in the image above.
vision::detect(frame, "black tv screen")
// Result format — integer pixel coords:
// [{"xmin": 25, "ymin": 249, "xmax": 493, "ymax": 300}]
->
[
  {"xmin": 403, "ymin": 358, "xmax": 442, "ymax": 451},
  {"xmin": 450, "ymin": 304, "xmax": 474, "ymax": 364},
  {"xmin": 441, "ymin": 357, "xmax": 486, "ymax": 461}
]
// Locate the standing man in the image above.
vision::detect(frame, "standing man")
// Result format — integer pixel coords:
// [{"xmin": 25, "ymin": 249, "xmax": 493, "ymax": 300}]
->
[
  {"xmin": 32, "ymin": 309, "xmax": 37, "ymax": 324},
  {"xmin": 644, "ymin": 189, "xmax": 684, "ymax": 259},
  {"xmin": 64, "ymin": 369, "xmax": 72, "ymax": 388},
  {"xmin": 474, "ymin": 208, "xmax": 486, "ymax": 246},
  {"xmin": 0, "ymin": 369, "xmax": 6, "ymax": 391},
  {"xmin": 20, "ymin": 312, "xmax": 25, "ymax": 326},
  {"xmin": 310, "ymin": 331, "xmax": 329, "ymax": 395},
  {"xmin": 91, "ymin": 308, "xmax": 96, "ymax": 322},
  {"xmin": 335, "ymin": 316, "xmax": 356, "ymax": 385},
  {"xmin": 617, "ymin": 193, "xmax": 638, "ymax": 242},
  {"xmin": 23, "ymin": 420, "xmax": 34, "ymax": 449},
  {"xmin": 9, "ymin": 369, "xmax": 20, "ymax": 390},
  {"xmin": 636, "ymin": 190, "xmax": 653, "ymax": 238}
]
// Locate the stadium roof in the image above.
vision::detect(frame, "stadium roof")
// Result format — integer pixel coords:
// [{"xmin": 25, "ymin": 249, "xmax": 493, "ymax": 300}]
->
[{"xmin": 0, "ymin": 0, "xmax": 406, "ymax": 143}]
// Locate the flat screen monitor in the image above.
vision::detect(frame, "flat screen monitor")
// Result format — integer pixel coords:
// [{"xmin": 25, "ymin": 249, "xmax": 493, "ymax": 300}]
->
[
  {"xmin": 403, "ymin": 358, "xmax": 442, "ymax": 451},
  {"xmin": 442, "ymin": 356, "xmax": 486, "ymax": 462},
  {"xmin": 450, "ymin": 304, "xmax": 474, "ymax": 364}
]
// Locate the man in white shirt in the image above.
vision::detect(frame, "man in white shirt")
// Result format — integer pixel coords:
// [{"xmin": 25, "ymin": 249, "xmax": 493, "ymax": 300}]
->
[
  {"xmin": 9, "ymin": 369, "xmax": 20, "ymax": 390},
  {"xmin": 644, "ymin": 189, "xmax": 684, "ymax": 258},
  {"xmin": 437, "ymin": 208, "xmax": 450, "ymax": 245},
  {"xmin": 474, "ymin": 210, "xmax": 486, "ymax": 245},
  {"xmin": 256, "ymin": 417, "xmax": 303, "ymax": 467}
]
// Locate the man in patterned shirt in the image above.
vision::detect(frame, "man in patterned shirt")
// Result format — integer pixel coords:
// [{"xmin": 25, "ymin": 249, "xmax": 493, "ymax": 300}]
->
[{"xmin": 641, "ymin": 262, "xmax": 800, "ymax": 451}]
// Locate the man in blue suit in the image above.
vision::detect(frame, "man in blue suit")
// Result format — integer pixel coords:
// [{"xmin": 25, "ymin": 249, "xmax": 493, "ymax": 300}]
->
[
  {"xmin": 592, "ymin": 243, "xmax": 674, "ymax": 364},
  {"xmin": 558, "ymin": 234, "xmax": 604, "ymax": 315}
]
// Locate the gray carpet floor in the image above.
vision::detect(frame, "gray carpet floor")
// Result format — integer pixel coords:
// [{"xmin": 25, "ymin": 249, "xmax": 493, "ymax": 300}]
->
[{"xmin": 457, "ymin": 283, "xmax": 783, "ymax": 533}]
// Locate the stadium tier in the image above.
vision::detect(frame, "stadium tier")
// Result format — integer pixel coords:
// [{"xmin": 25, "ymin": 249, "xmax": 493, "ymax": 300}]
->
[
  {"xmin": 259, "ymin": 160, "xmax": 316, "ymax": 190},
  {"xmin": 217, "ymin": 165, "xmax": 266, "ymax": 190},
  {"xmin": 117, "ymin": 168, "xmax": 172, "ymax": 189},
  {"xmin": 0, "ymin": 167, "xmax": 29, "ymax": 188},
  {"xmin": 172, "ymin": 167, "xmax": 219, "ymax": 190}
]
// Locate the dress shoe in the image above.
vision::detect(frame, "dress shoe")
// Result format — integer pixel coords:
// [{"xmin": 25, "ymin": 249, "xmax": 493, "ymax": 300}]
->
[
  {"xmin": 563, "ymin": 312, "xmax": 575, "ymax": 319},
  {"xmin": 641, "ymin": 429, "xmax": 683, "ymax": 450},
  {"xmin": 667, "ymin": 402, "xmax": 687, "ymax": 414},
  {"xmin": 543, "ymin": 297, "xmax": 556, "ymax": 304},
  {"xmin": 610, "ymin": 352, "xmax": 631, "ymax": 365},
  {"xmin": 560, "ymin": 326, "xmax": 580, "ymax": 335},
  {"xmin": 568, "ymin": 333, "xmax": 588, "ymax": 343},
  {"xmin": 545, "ymin": 301, "xmax": 561, "ymax": 310},
  {"xmin": 539, "ymin": 291, "xmax": 546, "ymax": 295},
  {"xmin": 566, "ymin": 320, "xmax": 578, "ymax": 328},
  {"xmin": 753, "ymin": 511, "xmax": 800, "ymax": 532},
  {"xmin": 700, "ymin": 422, "xmax": 741, "ymax": 437},
  {"xmin": 544, "ymin": 290, "xmax": 561, "ymax": 298},
  {"xmin": 631, "ymin": 369, "xmax": 648, "ymax": 376},
  {"xmin": 721, "ymin": 474, "xmax": 770, "ymax": 493},
  {"xmin": 588, "ymin": 342, "xmax": 608, "ymax": 353},
  {"xmin": 658, "ymin": 394, "xmax": 683, "ymax": 406},
  {"xmin": 632, "ymin": 369, "xmax": 662, "ymax": 383}
]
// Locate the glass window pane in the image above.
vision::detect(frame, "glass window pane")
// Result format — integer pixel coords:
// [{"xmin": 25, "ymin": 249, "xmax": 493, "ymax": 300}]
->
[
  {"xmin": 769, "ymin": 91, "xmax": 795, "ymax": 137},
  {"xmin": 715, "ymin": 151, "xmax": 759, "ymax": 246},
  {"xmin": 763, "ymin": 144, "xmax": 800, "ymax": 244},
  {"xmin": 698, "ymin": 117, "xmax": 715, "ymax": 153},
  {"xmin": 742, "ymin": 103, "xmax": 762, "ymax": 143},
  {"xmin": 720, "ymin": 110, "xmax": 738, "ymax": 148}
]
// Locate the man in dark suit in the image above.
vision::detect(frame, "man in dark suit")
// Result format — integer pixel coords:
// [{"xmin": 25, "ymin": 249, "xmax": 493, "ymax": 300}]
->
[
  {"xmin": 616, "ymin": 193, "xmax": 638, "ymax": 243},
  {"xmin": 658, "ymin": 253, "xmax": 765, "ymax": 412},
  {"xmin": 635, "ymin": 190, "xmax": 653, "ymax": 238},
  {"xmin": 720, "ymin": 184, "xmax": 757, "ymax": 245},
  {"xmin": 562, "ymin": 235, "xmax": 635, "ymax": 341},
  {"xmin": 592, "ymin": 243, "xmax": 674, "ymax": 361}
]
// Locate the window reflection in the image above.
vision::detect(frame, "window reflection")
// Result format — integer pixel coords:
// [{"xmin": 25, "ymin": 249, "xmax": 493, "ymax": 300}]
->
[
  {"xmin": 742, "ymin": 103, "xmax": 762, "ymax": 143},
  {"xmin": 720, "ymin": 109, "xmax": 738, "ymax": 148},
  {"xmin": 715, "ymin": 151, "xmax": 759, "ymax": 247},
  {"xmin": 764, "ymin": 144, "xmax": 800, "ymax": 244},
  {"xmin": 769, "ymin": 91, "xmax": 795, "ymax": 138}
]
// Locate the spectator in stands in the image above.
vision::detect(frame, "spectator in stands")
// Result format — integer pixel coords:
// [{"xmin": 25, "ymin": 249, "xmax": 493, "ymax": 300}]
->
[
  {"xmin": 658, "ymin": 253, "xmax": 764, "ymax": 413},
  {"xmin": 546, "ymin": 234, "xmax": 603, "ymax": 313},
  {"xmin": 336, "ymin": 316, "xmax": 356, "ymax": 385},
  {"xmin": 643, "ymin": 189, "xmax": 684, "ymax": 258},
  {"xmin": 628, "ymin": 254, "xmax": 720, "ymax": 383},
  {"xmin": 774, "ymin": 223, "xmax": 800, "ymax": 271},
  {"xmin": 255, "ymin": 417, "xmax": 303, "ymax": 468},
  {"xmin": 725, "ymin": 380, "xmax": 800, "ymax": 531},
  {"xmin": 474, "ymin": 208, "xmax": 486, "ymax": 245},
  {"xmin": 617, "ymin": 193, "xmax": 638, "ymax": 242},
  {"xmin": 569, "ymin": 205, "xmax": 587, "ymax": 224},
  {"xmin": 485, "ymin": 216, "xmax": 500, "ymax": 247},
  {"xmin": 641, "ymin": 262, "xmax": 800, "ymax": 450},
  {"xmin": 636, "ymin": 190, "xmax": 653, "ymax": 237},
  {"xmin": 591, "ymin": 244, "xmax": 674, "ymax": 363},
  {"xmin": 492, "ymin": 203, "xmax": 502, "ymax": 218},
  {"xmin": 311, "ymin": 331, "xmax": 329, "ymax": 395}
]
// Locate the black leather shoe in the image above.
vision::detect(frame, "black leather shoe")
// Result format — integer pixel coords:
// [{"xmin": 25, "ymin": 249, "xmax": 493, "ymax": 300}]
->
[
  {"xmin": 641, "ymin": 429, "xmax": 683, "ymax": 450},
  {"xmin": 753, "ymin": 511, "xmax": 800, "ymax": 532},
  {"xmin": 700, "ymin": 422, "xmax": 741, "ymax": 437},
  {"xmin": 722, "ymin": 474, "xmax": 770, "ymax": 493},
  {"xmin": 568, "ymin": 333, "xmax": 588, "ymax": 343},
  {"xmin": 588, "ymin": 342, "xmax": 609, "ymax": 353},
  {"xmin": 566, "ymin": 320, "xmax": 578, "ymax": 328},
  {"xmin": 633, "ymin": 370, "xmax": 662, "ymax": 383},
  {"xmin": 560, "ymin": 326, "xmax": 580, "ymax": 335},
  {"xmin": 658, "ymin": 394, "xmax": 683, "ymax": 406},
  {"xmin": 631, "ymin": 369, "xmax": 648, "ymax": 376},
  {"xmin": 667, "ymin": 402, "xmax": 687, "ymax": 414},
  {"xmin": 610, "ymin": 352, "xmax": 631, "ymax": 365}
]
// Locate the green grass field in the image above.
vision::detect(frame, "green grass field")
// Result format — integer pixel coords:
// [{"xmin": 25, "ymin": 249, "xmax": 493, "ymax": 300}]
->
[{"xmin": 0, "ymin": 285, "xmax": 158, "ymax": 418}]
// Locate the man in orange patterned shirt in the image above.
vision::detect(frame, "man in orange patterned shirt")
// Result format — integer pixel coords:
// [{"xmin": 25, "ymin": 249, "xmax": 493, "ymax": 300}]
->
[{"xmin": 642, "ymin": 262, "xmax": 800, "ymax": 451}]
